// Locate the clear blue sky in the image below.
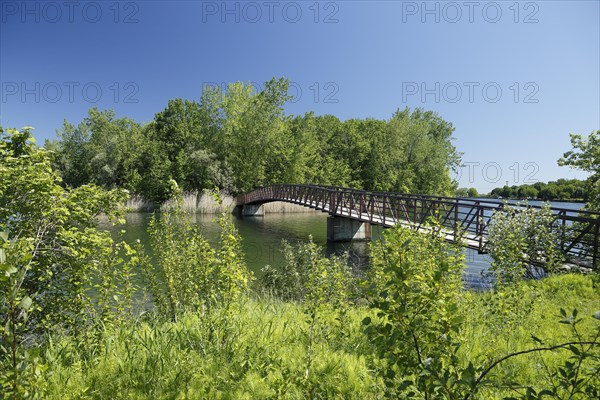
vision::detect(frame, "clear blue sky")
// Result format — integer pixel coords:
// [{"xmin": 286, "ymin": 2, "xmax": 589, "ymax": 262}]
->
[{"xmin": 1, "ymin": 0, "xmax": 599, "ymax": 192}]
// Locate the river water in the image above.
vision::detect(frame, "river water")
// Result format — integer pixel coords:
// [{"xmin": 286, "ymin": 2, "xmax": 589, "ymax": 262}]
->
[{"xmin": 112, "ymin": 200, "xmax": 585, "ymax": 290}]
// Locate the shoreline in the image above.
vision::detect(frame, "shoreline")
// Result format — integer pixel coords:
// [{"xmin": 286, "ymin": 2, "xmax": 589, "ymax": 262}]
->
[{"xmin": 124, "ymin": 191, "xmax": 319, "ymax": 214}]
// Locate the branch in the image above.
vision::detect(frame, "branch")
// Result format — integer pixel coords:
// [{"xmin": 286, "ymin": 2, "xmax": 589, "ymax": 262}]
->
[{"xmin": 464, "ymin": 341, "xmax": 600, "ymax": 400}]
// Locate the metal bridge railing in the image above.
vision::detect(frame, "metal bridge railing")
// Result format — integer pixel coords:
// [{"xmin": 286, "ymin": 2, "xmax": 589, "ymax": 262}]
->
[{"xmin": 236, "ymin": 184, "xmax": 600, "ymax": 270}]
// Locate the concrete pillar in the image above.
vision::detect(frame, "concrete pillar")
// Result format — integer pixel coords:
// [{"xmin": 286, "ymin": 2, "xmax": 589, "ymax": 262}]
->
[
  {"xmin": 327, "ymin": 216, "xmax": 371, "ymax": 242},
  {"xmin": 232, "ymin": 205, "xmax": 243, "ymax": 217},
  {"xmin": 242, "ymin": 204, "xmax": 264, "ymax": 217}
]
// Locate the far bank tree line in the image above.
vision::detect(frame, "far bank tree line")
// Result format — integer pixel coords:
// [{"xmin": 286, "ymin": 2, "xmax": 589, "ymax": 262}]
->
[
  {"xmin": 457, "ymin": 131, "xmax": 600, "ymax": 204},
  {"xmin": 486, "ymin": 131, "xmax": 600, "ymax": 204},
  {"xmin": 488, "ymin": 179, "xmax": 589, "ymax": 201},
  {"xmin": 45, "ymin": 78, "xmax": 461, "ymax": 203}
]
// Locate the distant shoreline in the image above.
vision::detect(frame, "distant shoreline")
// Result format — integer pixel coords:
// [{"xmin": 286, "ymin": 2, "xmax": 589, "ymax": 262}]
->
[{"xmin": 479, "ymin": 197, "xmax": 586, "ymax": 204}]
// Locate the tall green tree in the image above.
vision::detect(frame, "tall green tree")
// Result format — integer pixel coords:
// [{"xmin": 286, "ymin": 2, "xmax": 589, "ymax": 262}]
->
[
  {"xmin": 152, "ymin": 98, "xmax": 207, "ymax": 189},
  {"xmin": 48, "ymin": 78, "xmax": 463, "ymax": 202},
  {"xmin": 467, "ymin": 187, "xmax": 479, "ymax": 197},
  {"xmin": 558, "ymin": 130, "xmax": 600, "ymax": 209},
  {"xmin": 219, "ymin": 78, "xmax": 292, "ymax": 192},
  {"xmin": 387, "ymin": 108, "xmax": 461, "ymax": 194},
  {"xmin": 51, "ymin": 108, "xmax": 145, "ymax": 191}
]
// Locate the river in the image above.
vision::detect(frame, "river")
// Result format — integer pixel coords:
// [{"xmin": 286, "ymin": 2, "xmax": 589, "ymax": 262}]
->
[{"xmin": 110, "ymin": 200, "xmax": 586, "ymax": 290}]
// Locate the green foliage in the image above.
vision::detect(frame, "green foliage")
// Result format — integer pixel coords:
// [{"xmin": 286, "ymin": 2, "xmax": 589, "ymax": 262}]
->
[
  {"xmin": 261, "ymin": 238, "xmax": 355, "ymax": 395},
  {"xmin": 489, "ymin": 179, "xmax": 588, "ymax": 201},
  {"xmin": 487, "ymin": 204, "xmax": 562, "ymax": 284},
  {"xmin": 261, "ymin": 240, "xmax": 312, "ymax": 301},
  {"xmin": 484, "ymin": 205, "xmax": 564, "ymax": 337},
  {"xmin": 51, "ymin": 109, "xmax": 146, "ymax": 190},
  {"xmin": 385, "ymin": 108, "xmax": 461, "ymax": 195},
  {"xmin": 364, "ymin": 225, "xmax": 469, "ymax": 398},
  {"xmin": 467, "ymin": 187, "xmax": 479, "ymax": 197},
  {"xmin": 297, "ymin": 240, "xmax": 353, "ymax": 391},
  {"xmin": 261, "ymin": 238, "xmax": 351, "ymax": 302},
  {"xmin": 49, "ymin": 78, "xmax": 462, "ymax": 203},
  {"xmin": 363, "ymin": 224, "xmax": 599, "ymax": 399},
  {"xmin": 520, "ymin": 308, "xmax": 600, "ymax": 399},
  {"xmin": 41, "ymin": 299, "xmax": 383, "ymax": 399},
  {"xmin": 456, "ymin": 187, "xmax": 479, "ymax": 197},
  {"xmin": 0, "ymin": 126, "xmax": 142, "ymax": 397},
  {"xmin": 146, "ymin": 185, "xmax": 251, "ymax": 319},
  {"xmin": 23, "ymin": 271, "xmax": 596, "ymax": 400},
  {"xmin": 558, "ymin": 130, "xmax": 600, "ymax": 210}
]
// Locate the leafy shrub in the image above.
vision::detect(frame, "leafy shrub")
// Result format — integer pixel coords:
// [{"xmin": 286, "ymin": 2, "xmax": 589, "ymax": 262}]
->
[
  {"xmin": 145, "ymin": 186, "xmax": 251, "ymax": 320},
  {"xmin": 364, "ymin": 225, "xmax": 600, "ymax": 399},
  {"xmin": 0, "ymin": 127, "xmax": 140, "ymax": 396},
  {"xmin": 261, "ymin": 237, "xmax": 353, "ymax": 302},
  {"xmin": 363, "ymin": 225, "xmax": 468, "ymax": 398},
  {"xmin": 487, "ymin": 204, "xmax": 562, "ymax": 284},
  {"xmin": 484, "ymin": 205, "xmax": 565, "ymax": 337}
]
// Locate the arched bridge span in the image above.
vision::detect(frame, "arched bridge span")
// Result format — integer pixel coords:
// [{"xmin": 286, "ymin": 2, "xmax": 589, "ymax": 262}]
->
[{"xmin": 236, "ymin": 184, "xmax": 600, "ymax": 270}]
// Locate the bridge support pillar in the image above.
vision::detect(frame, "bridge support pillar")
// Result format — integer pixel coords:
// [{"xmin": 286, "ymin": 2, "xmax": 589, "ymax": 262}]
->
[
  {"xmin": 327, "ymin": 216, "xmax": 371, "ymax": 242},
  {"xmin": 242, "ymin": 204, "xmax": 264, "ymax": 217}
]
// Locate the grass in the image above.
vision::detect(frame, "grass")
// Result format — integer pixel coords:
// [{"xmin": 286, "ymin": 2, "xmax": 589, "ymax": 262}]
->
[
  {"xmin": 38, "ymin": 274, "xmax": 599, "ymax": 399},
  {"xmin": 459, "ymin": 274, "xmax": 600, "ymax": 398},
  {"xmin": 124, "ymin": 195, "xmax": 155, "ymax": 212},
  {"xmin": 43, "ymin": 295, "xmax": 382, "ymax": 399}
]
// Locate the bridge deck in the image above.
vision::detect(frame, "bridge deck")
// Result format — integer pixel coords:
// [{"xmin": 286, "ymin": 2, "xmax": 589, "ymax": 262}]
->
[
  {"xmin": 237, "ymin": 184, "xmax": 600, "ymax": 270},
  {"xmin": 281, "ymin": 196, "xmax": 483, "ymax": 249}
]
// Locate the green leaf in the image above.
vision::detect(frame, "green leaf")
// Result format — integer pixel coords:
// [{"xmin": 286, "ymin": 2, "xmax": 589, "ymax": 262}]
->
[
  {"xmin": 19, "ymin": 296, "xmax": 32, "ymax": 311},
  {"xmin": 1, "ymin": 264, "xmax": 17, "ymax": 276},
  {"xmin": 531, "ymin": 335, "xmax": 544, "ymax": 345},
  {"xmin": 559, "ymin": 308, "xmax": 567, "ymax": 318}
]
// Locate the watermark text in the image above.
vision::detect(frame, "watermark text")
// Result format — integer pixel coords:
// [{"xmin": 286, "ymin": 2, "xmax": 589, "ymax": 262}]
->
[
  {"xmin": 402, "ymin": 81, "xmax": 539, "ymax": 104},
  {"xmin": 201, "ymin": 1, "xmax": 339, "ymax": 23},
  {"xmin": 1, "ymin": 81, "xmax": 140, "ymax": 103},
  {"xmin": 1, "ymin": 1, "xmax": 140, "ymax": 23}
]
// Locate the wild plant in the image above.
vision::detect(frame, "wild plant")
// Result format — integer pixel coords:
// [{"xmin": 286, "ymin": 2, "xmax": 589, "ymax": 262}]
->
[
  {"xmin": 145, "ymin": 184, "xmax": 251, "ymax": 322},
  {"xmin": 485, "ymin": 204, "xmax": 564, "ymax": 341},
  {"xmin": 363, "ymin": 224, "xmax": 467, "ymax": 398},
  {"xmin": 261, "ymin": 237, "xmax": 354, "ymax": 395},
  {"xmin": 0, "ymin": 127, "xmax": 142, "ymax": 396},
  {"xmin": 487, "ymin": 204, "xmax": 563, "ymax": 284}
]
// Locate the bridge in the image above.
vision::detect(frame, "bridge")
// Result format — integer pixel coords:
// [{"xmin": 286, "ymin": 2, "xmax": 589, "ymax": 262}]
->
[{"xmin": 236, "ymin": 184, "xmax": 600, "ymax": 270}]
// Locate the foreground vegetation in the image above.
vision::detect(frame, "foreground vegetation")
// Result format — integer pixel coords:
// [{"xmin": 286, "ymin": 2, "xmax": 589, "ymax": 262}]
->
[
  {"xmin": 2, "ymin": 127, "xmax": 599, "ymax": 399},
  {"xmin": 35, "ymin": 274, "xmax": 599, "ymax": 400}
]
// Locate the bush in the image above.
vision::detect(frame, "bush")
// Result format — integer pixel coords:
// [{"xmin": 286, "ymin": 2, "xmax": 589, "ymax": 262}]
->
[
  {"xmin": 487, "ymin": 204, "xmax": 562, "ymax": 285},
  {"xmin": 363, "ymin": 225, "xmax": 468, "ymax": 398},
  {"xmin": 0, "ymin": 127, "xmax": 140, "ymax": 396},
  {"xmin": 145, "ymin": 185, "xmax": 251, "ymax": 320}
]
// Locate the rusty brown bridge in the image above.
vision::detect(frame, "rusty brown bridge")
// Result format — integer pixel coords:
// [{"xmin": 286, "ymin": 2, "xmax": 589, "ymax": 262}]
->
[{"xmin": 236, "ymin": 184, "xmax": 600, "ymax": 270}]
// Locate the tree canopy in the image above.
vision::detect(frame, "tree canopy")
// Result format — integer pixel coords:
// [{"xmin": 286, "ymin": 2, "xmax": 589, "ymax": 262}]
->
[{"xmin": 47, "ymin": 78, "xmax": 462, "ymax": 203}]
